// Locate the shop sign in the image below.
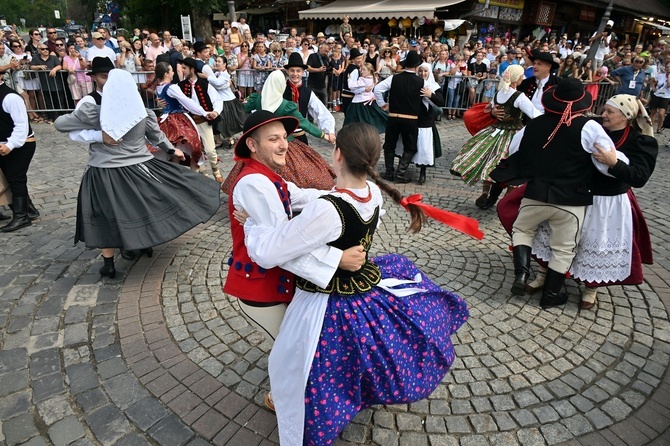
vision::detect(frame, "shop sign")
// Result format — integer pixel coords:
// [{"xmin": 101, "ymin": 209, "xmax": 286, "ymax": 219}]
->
[{"xmin": 479, "ymin": 0, "xmax": 525, "ymax": 10}]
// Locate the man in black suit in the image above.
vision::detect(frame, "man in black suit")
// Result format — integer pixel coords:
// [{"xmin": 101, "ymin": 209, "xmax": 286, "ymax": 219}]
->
[{"xmin": 374, "ymin": 50, "xmax": 425, "ymax": 183}]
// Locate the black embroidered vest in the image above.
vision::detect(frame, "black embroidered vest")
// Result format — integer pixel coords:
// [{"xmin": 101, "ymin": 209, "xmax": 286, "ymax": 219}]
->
[{"xmin": 296, "ymin": 195, "xmax": 382, "ymax": 295}]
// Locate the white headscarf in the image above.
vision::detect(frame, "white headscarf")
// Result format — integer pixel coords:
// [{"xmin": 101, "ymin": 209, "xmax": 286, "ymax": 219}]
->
[
  {"xmin": 100, "ymin": 69, "xmax": 148, "ymax": 141},
  {"xmin": 261, "ymin": 70, "xmax": 287, "ymax": 112},
  {"xmin": 419, "ymin": 62, "xmax": 441, "ymax": 92},
  {"xmin": 606, "ymin": 94, "xmax": 654, "ymax": 136},
  {"xmin": 419, "ymin": 62, "xmax": 441, "ymax": 111},
  {"xmin": 498, "ymin": 65, "xmax": 524, "ymax": 93}
]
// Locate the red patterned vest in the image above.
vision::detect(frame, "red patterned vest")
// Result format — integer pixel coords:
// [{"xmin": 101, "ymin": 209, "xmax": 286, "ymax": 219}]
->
[{"xmin": 222, "ymin": 159, "xmax": 295, "ymax": 303}]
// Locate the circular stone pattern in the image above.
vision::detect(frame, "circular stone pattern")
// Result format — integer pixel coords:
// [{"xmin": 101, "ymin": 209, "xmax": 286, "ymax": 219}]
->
[{"xmin": 161, "ymin": 191, "xmax": 669, "ymax": 445}]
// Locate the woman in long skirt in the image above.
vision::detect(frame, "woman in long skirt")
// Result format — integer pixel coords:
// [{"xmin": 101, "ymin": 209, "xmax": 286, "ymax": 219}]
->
[
  {"xmin": 237, "ymin": 123, "xmax": 470, "ymax": 446},
  {"xmin": 154, "ymin": 62, "xmax": 206, "ymax": 169},
  {"xmin": 55, "ymin": 69, "xmax": 220, "ymax": 278},
  {"xmin": 497, "ymin": 95, "xmax": 657, "ymax": 309},
  {"xmin": 451, "ymin": 65, "xmax": 541, "ymax": 207},
  {"xmin": 210, "ymin": 56, "xmax": 246, "ymax": 149}
]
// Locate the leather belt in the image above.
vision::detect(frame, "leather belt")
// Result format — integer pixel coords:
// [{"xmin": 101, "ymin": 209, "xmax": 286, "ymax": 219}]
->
[
  {"xmin": 190, "ymin": 114, "xmax": 208, "ymax": 125},
  {"xmin": 25, "ymin": 137, "xmax": 36, "ymax": 143},
  {"xmin": 341, "ymin": 93, "xmax": 354, "ymax": 98},
  {"xmin": 292, "ymin": 130, "xmax": 306, "ymax": 137},
  {"xmin": 388, "ymin": 113, "xmax": 418, "ymax": 120}
]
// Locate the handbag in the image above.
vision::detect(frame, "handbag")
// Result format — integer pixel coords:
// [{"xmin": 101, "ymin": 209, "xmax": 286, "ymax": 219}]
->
[
  {"xmin": 0, "ymin": 169, "xmax": 12, "ymax": 206},
  {"xmin": 463, "ymin": 102, "xmax": 496, "ymax": 136},
  {"xmin": 67, "ymin": 73, "xmax": 76, "ymax": 85}
]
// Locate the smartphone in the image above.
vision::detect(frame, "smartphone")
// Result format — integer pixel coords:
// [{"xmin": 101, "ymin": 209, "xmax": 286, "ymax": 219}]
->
[{"xmin": 460, "ymin": 65, "xmax": 466, "ymax": 72}]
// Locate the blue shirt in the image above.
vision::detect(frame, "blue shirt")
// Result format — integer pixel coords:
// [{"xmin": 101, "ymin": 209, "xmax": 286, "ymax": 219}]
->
[
  {"xmin": 499, "ymin": 59, "xmax": 519, "ymax": 76},
  {"xmin": 612, "ymin": 66, "xmax": 645, "ymax": 96}
]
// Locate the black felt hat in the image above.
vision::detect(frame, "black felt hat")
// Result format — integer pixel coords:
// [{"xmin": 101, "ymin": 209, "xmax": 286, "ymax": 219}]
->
[
  {"xmin": 542, "ymin": 77, "xmax": 593, "ymax": 115},
  {"xmin": 529, "ymin": 50, "xmax": 560, "ymax": 70},
  {"xmin": 402, "ymin": 50, "xmax": 423, "ymax": 68},
  {"xmin": 283, "ymin": 52, "xmax": 308, "ymax": 70},
  {"xmin": 87, "ymin": 57, "xmax": 115, "ymax": 74},
  {"xmin": 192, "ymin": 41, "xmax": 207, "ymax": 54},
  {"xmin": 178, "ymin": 57, "xmax": 200, "ymax": 72}
]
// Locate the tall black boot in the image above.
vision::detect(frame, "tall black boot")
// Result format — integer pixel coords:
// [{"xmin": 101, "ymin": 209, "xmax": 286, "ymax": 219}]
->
[
  {"xmin": 418, "ymin": 166, "xmax": 427, "ymax": 185},
  {"xmin": 99, "ymin": 255, "xmax": 116, "ymax": 279},
  {"xmin": 479, "ymin": 183, "xmax": 504, "ymax": 210},
  {"xmin": 511, "ymin": 245, "xmax": 531, "ymax": 296},
  {"xmin": 381, "ymin": 151, "xmax": 395, "ymax": 181},
  {"xmin": 28, "ymin": 199, "xmax": 40, "ymax": 220},
  {"xmin": 395, "ymin": 152, "xmax": 414, "ymax": 183},
  {"xmin": 0, "ymin": 196, "xmax": 32, "ymax": 232},
  {"xmin": 8, "ymin": 199, "xmax": 39, "ymax": 220},
  {"xmin": 540, "ymin": 269, "xmax": 568, "ymax": 309}
]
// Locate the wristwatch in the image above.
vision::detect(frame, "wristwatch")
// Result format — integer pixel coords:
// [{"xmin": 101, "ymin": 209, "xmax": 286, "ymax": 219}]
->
[{"xmin": 167, "ymin": 148, "xmax": 176, "ymax": 156}]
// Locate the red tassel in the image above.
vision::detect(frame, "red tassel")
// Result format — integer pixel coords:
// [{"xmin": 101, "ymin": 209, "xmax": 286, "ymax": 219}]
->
[{"xmin": 400, "ymin": 194, "xmax": 484, "ymax": 240}]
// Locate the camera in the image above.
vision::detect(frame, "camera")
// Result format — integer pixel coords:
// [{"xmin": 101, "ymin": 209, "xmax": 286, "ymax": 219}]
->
[{"xmin": 604, "ymin": 26, "xmax": 612, "ymax": 34}]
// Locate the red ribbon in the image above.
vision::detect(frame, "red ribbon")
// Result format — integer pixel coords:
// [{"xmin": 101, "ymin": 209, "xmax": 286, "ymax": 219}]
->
[{"xmin": 400, "ymin": 194, "xmax": 484, "ymax": 240}]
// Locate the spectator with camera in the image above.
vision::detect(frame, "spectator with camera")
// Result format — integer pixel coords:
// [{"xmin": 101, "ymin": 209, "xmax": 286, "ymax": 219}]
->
[{"xmin": 589, "ymin": 20, "xmax": 615, "ymax": 70}]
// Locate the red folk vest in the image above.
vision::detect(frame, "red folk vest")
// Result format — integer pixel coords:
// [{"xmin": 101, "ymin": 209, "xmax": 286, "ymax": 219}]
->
[{"xmin": 222, "ymin": 159, "xmax": 295, "ymax": 303}]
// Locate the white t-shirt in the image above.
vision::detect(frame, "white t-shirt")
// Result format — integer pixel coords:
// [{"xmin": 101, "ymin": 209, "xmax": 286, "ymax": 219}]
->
[{"xmin": 86, "ymin": 45, "xmax": 117, "ymax": 66}]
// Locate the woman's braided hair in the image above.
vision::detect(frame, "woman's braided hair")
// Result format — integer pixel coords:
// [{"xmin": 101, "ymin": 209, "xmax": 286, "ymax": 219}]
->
[{"xmin": 336, "ymin": 123, "xmax": 427, "ymax": 233}]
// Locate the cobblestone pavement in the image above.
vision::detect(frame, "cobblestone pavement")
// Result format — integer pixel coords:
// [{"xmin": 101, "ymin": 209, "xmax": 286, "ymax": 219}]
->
[{"xmin": 0, "ymin": 114, "xmax": 669, "ymax": 446}]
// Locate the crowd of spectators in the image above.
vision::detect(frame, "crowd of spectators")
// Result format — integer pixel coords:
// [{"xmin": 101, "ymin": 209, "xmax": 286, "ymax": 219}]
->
[{"xmin": 1, "ymin": 16, "xmax": 668, "ymax": 127}]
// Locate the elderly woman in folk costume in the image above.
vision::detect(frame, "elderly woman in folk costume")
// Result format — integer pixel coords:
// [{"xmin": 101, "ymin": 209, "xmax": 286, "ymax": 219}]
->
[
  {"xmin": 54, "ymin": 69, "xmax": 221, "ymax": 278},
  {"xmin": 395, "ymin": 62, "xmax": 445, "ymax": 184},
  {"xmin": 450, "ymin": 65, "xmax": 541, "ymax": 208},
  {"xmin": 221, "ymin": 70, "xmax": 336, "ymax": 194},
  {"xmin": 503, "ymin": 95, "xmax": 657, "ymax": 310}
]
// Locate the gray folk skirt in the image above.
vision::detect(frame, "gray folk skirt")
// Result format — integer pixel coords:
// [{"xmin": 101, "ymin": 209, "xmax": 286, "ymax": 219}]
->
[{"xmin": 75, "ymin": 158, "xmax": 221, "ymax": 250}]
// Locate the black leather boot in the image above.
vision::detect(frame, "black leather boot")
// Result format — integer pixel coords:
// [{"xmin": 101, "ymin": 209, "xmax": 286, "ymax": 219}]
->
[
  {"xmin": 0, "ymin": 196, "xmax": 32, "ymax": 232},
  {"xmin": 479, "ymin": 183, "xmax": 504, "ymax": 210},
  {"xmin": 99, "ymin": 255, "xmax": 116, "ymax": 278},
  {"xmin": 540, "ymin": 268, "xmax": 568, "ymax": 309},
  {"xmin": 140, "ymin": 247, "xmax": 153, "ymax": 258},
  {"xmin": 28, "ymin": 199, "xmax": 40, "ymax": 220},
  {"xmin": 381, "ymin": 151, "xmax": 395, "ymax": 181},
  {"xmin": 418, "ymin": 166, "xmax": 427, "ymax": 185},
  {"xmin": 8, "ymin": 199, "xmax": 39, "ymax": 220},
  {"xmin": 511, "ymin": 245, "xmax": 531, "ymax": 296},
  {"xmin": 395, "ymin": 152, "xmax": 414, "ymax": 183}
]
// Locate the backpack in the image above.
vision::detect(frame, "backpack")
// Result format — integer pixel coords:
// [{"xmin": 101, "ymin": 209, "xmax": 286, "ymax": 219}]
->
[{"xmin": 156, "ymin": 49, "xmax": 172, "ymax": 65}]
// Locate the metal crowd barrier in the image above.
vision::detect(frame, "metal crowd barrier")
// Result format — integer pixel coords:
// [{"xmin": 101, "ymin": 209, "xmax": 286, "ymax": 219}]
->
[{"xmin": 2, "ymin": 69, "xmax": 629, "ymax": 116}]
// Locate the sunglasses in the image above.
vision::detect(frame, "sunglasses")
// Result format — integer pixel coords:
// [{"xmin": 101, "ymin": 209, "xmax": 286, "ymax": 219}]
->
[
  {"xmin": 273, "ymin": 50, "xmax": 282, "ymax": 53},
  {"xmin": 11, "ymin": 45, "xmax": 21, "ymax": 48},
  {"xmin": 634, "ymin": 60, "xmax": 644, "ymax": 63},
  {"xmin": 56, "ymin": 43, "xmax": 64, "ymax": 46},
  {"xmin": 32, "ymin": 33, "xmax": 40, "ymax": 36},
  {"xmin": 38, "ymin": 47, "xmax": 48, "ymax": 50},
  {"xmin": 47, "ymin": 31, "xmax": 57, "ymax": 34},
  {"xmin": 95, "ymin": 37, "xmax": 105, "ymax": 40}
]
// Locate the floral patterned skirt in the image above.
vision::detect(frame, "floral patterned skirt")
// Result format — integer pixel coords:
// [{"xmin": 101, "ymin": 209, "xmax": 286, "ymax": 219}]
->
[{"xmin": 302, "ymin": 254, "xmax": 469, "ymax": 445}]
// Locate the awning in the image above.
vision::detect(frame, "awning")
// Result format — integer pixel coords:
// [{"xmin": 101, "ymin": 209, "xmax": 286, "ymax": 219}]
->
[
  {"xmin": 442, "ymin": 19, "xmax": 466, "ymax": 31},
  {"xmin": 298, "ymin": 0, "xmax": 466, "ymax": 20},
  {"xmin": 213, "ymin": 7, "xmax": 280, "ymax": 21}
]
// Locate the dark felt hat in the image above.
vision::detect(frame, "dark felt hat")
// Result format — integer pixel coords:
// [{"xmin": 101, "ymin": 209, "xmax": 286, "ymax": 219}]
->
[
  {"xmin": 529, "ymin": 50, "xmax": 559, "ymax": 70},
  {"xmin": 192, "ymin": 41, "xmax": 207, "ymax": 54},
  {"xmin": 402, "ymin": 50, "xmax": 423, "ymax": 68},
  {"xmin": 178, "ymin": 57, "xmax": 200, "ymax": 72},
  {"xmin": 87, "ymin": 57, "xmax": 115, "ymax": 74},
  {"xmin": 348, "ymin": 48, "xmax": 363, "ymax": 60},
  {"xmin": 283, "ymin": 52, "xmax": 308, "ymax": 70},
  {"xmin": 235, "ymin": 111, "xmax": 300, "ymax": 159},
  {"xmin": 542, "ymin": 77, "xmax": 593, "ymax": 115}
]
